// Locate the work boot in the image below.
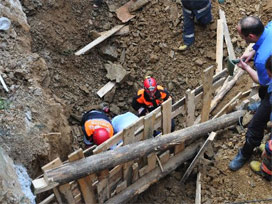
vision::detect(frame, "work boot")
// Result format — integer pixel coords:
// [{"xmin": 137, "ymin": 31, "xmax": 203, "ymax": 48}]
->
[
  {"xmin": 259, "ymin": 143, "xmax": 265, "ymax": 153},
  {"xmin": 177, "ymin": 43, "xmax": 192, "ymax": 51},
  {"xmin": 229, "ymin": 150, "xmax": 249, "ymax": 171},
  {"xmin": 250, "ymin": 161, "xmax": 272, "ymax": 181}
]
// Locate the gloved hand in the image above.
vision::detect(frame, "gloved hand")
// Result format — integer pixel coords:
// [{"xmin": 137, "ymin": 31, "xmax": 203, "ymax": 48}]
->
[{"xmin": 218, "ymin": 0, "xmax": 224, "ymax": 4}]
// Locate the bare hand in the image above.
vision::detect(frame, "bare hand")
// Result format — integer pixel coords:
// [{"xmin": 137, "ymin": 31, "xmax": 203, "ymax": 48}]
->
[
  {"xmin": 237, "ymin": 58, "xmax": 250, "ymax": 71},
  {"xmin": 240, "ymin": 50, "xmax": 255, "ymax": 63}
]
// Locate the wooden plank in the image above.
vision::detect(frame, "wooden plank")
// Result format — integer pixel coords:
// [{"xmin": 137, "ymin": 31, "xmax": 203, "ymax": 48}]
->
[
  {"xmin": 213, "ymin": 92, "xmax": 243, "ymax": 119},
  {"xmin": 123, "ymin": 124, "xmax": 136, "ymax": 185},
  {"xmin": 201, "ymin": 66, "xmax": 214, "ymax": 123},
  {"xmin": 39, "ymin": 194, "xmax": 55, "ymax": 204},
  {"xmin": 159, "ymin": 150, "xmax": 170, "ymax": 164},
  {"xmin": 132, "ymin": 163, "xmax": 139, "ymax": 182},
  {"xmin": 216, "ymin": 19, "xmax": 224, "ymax": 74},
  {"xmin": 123, "ymin": 123, "xmax": 136, "ymax": 145},
  {"xmin": 33, "ymin": 178, "xmax": 56, "ymax": 195},
  {"xmin": 185, "ymin": 89, "xmax": 195, "ymax": 126},
  {"xmin": 195, "ymin": 77, "xmax": 225, "ymax": 104},
  {"xmin": 139, "ymin": 153, "xmax": 157, "ymax": 177},
  {"xmin": 143, "ymin": 111, "xmax": 155, "ymax": 140},
  {"xmin": 155, "ymin": 155, "xmax": 164, "ymax": 172},
  {"xmin": 195, "ymin": 172, "xmax": 201, "ymax": 204},
  {"xmin": 97, "ymin": 81, "xmax": 116, "ymax": 98},
  {"xmin": 180, "ymin": 132, "xmax": 217, "ymax": 184},
  {"xmin": 161, "ymin": 98, "xmax": 172, "ymax": 134},
  {"xmin": 116, "ymin": 181, "xmax": 127, "ymax": 193},
  {"xmin": 219, "ymin": 9, "xmax": 236, "ymax": 60},
  {"xmin": 75, "ymin": 25, "xmax": 125, "ymax": 55},
  {"xmin": 174, "ymin": 143, "xmax": 185, "ymax": 155},
  {"xmin": 42, "ymin": 158, "xmax": 76, "ymax": 204},
  {"xmin": 68, "ymin": 149, "xmax": 96, "ymax": 204},
  {"xmin": 116, "ymin": 0, "xmax": 136, "ymax": 23}
]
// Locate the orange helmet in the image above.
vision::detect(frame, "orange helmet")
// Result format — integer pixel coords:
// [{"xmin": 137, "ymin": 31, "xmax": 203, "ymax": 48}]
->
[
  {"xmin": 93, "ymin": 128, "xmax": 110, "ymax": 145},
  {"xmin": 144, "ymin": 76, "xmax": 157, "ymax": 99}
]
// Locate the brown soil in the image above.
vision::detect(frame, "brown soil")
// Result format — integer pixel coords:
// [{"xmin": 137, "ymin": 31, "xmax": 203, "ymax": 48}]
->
[{"xmin": 2, "ymin": 0, "xmax": 272, "ymax": 203}]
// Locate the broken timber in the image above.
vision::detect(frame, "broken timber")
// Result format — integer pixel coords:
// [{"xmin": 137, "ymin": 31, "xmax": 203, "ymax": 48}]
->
[
  {"xmin": 75, "ymin": 25, "xmax": 124, "ymax": 55},
  {"xmin": 43, "ymin": 110, "xmax": 245, "ymax": 188},
  {"xmin": 180, "ymin": 132, "xmax": 217, "ymax": 184}
]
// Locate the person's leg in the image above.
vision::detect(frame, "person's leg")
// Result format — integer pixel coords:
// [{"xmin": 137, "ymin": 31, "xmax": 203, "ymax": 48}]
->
[
  {"xmin": 196, "ymin": 4, "xmax": 212, "ymax": 26},
  {"xmin": 229, "ymin": 94, "xmax": 271, "ymax": 171},
  {"xmin": 181, "ymin": 8, "xmax": 195, "ymax": 47}
]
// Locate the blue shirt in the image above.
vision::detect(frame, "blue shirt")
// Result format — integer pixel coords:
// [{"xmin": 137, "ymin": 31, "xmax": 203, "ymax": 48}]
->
[{"xmin": 253, "ymin": 21, "xmax": 272, "ymax": 86}]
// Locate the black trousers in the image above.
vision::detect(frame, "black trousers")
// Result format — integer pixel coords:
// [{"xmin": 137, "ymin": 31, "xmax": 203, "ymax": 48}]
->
[{"xmin": 242, "ymin": 86, "xmax": 271, "ymax": 156}]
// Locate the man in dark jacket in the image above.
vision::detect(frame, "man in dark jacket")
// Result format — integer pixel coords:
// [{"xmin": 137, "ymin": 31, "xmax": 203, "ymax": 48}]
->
[{"xmin": 178, "ymin": 0, "xmax": 224, "ymax": 51}]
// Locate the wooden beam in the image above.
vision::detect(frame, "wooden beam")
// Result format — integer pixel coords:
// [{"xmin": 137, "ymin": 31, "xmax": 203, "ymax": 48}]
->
[
  {"xmin": 42, "ymin": 110, "xmax": 245, "ymax": 188},
  {"xmin": 105, "ymin": 142, "xmax": 202, "ymax": 204},
  {"xmin": 201, "ymin": 66, "xmax": 214, "ymax": 123},
  {"xmin": 68, "ymin": 149, "xmax": 96, "ymax": 204},
  {"xmin": 97, "ymin": 81, "xmax": 116, "ymax": 98},
  {"xmin": 161, "ymin": 98, "xmax": 172, "ymax": 134},
  {"xmin": 210, "ymin": 44, "xmax": 254, "ymax": 113},
  {"xmin": 216, "ymin": 19, "xmax": 224, "ymax": 74},
  {"xmin": 39, "ymin": 194, "xmax": 55, "ymax": 204},
  {"xmin": 42, "ymin": 158, "xmax": 76, "ymax": 204},
  {"xmin": 75, "ymin": 25, "xmax": 124, "ymax": 55},
  {"xmin": 195, "ymin": 172, "xmax": 201, "ymax": 204},
  {"xmin": 180, "ymin": 132, "xmax": 217, "ymax": 184},
  {"xmin": 143, "ymin": 111, "xmax": 155, "ymax": 139},
  {"xmin": 212, "ymin": 92, "xmax": 243, "ymax": 119},
  {"xmin": 219, "ymin": 9, "xmax": 236, "ymax": 60},
  {"xmin": 185, "ymin": 89, "xmax": 195, "ymax": 126}
]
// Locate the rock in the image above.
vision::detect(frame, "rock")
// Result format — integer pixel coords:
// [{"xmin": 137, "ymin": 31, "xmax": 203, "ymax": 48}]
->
[
  {"xmin": 100, "ymin": 44, "xmax": 118, "ymax": 60},
  {"xmin": 110, "ymin": 104, "xmax": 120, "ymax": 115},
  {"xmin": 168, "ymin": 82, "xmax": 174, "ymax": 91},
  {"xmin": 149, "ymin": 54, "xmax": 159, "ymax": 63},
  {"xmin": 80, "ymin": 85, "xmax": 89, "ymax": 94},
  {"xmin": 105, "ymin": 62, "xmax": 127, "ymax": 83},
  {"xmin": 195, "ymin": 59, "xmax": 204, "ymax": 66},
  {"xmin": 0, "ymin": 147, "xmax": 33, "ymax": 204},
  {"xmin": 104, "ymin": 86, "xmax": 116, "ymax": 103},
  {"xmin": 206, "ymin": 50, "xmax": 216, "ymax": 60}
]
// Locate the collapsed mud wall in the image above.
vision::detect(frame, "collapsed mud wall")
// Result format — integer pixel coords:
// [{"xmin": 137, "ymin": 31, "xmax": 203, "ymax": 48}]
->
[{"xmin": 0, "ymin": 0, "xmax": 73, "ymax": 179}]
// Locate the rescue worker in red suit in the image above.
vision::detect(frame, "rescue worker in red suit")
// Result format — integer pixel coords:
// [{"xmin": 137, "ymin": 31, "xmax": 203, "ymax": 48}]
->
[
  {"xmin": 81, "ymin": 110, "xmax": 114, "ymax": 146},
  {"xmin": 132, "ymin": 76, "xmax": 175, "ymax": 132}
]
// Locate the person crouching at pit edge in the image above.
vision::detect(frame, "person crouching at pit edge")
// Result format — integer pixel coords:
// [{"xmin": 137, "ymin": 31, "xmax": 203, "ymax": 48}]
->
[
  {"xmin": 249, "ymin": 55, "xmax": 272, "ymax": 181},
  {"xmin": 81, "ymin": 110, "xmax": 114, "ymax": 146},
  {"xmin": 132, "ymin": 76, "xmax": 175, "ymax": 132},
  {"xmin": 229, "ymin": 16, "xmax": 272, "ymax": 171}
]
